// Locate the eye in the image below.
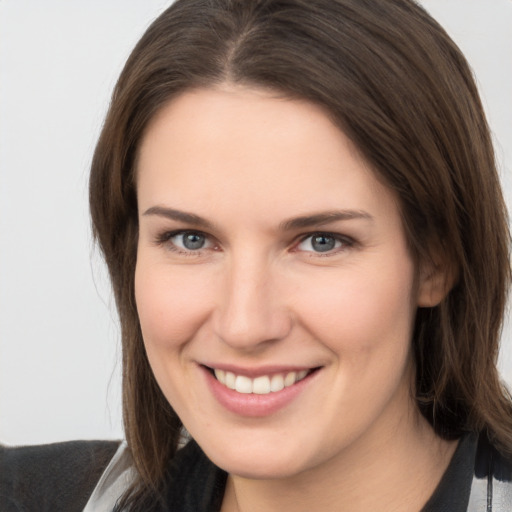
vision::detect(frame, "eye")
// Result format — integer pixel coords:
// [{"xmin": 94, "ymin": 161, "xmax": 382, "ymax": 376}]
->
[
  {"xmin": 296, "ymin": 233, "xmax": 350, "ymax": 254},
  {"xmin": 173, "ymin": 232, "xmax": 208, "ymax": 250},
  {"xmin": 156, "ymin": 230, "xmax": 216, "ymax": 254}
]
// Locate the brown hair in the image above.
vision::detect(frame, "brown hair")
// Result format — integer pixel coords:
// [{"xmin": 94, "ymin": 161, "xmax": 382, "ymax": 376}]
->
[{"xmin": 89, "ymin": 0, "xmax": 512, "ymax": 506}]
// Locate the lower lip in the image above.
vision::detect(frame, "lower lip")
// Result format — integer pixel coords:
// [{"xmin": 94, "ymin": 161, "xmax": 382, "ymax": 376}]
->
[{"xmin": 202, "ymin": 367, "xmax": 319, "ymax": 417}]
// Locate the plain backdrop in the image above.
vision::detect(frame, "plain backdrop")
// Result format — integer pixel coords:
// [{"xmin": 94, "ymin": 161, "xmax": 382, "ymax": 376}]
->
[{"xmin": 0, "ymin": 0, "xmax": 511, "ymax": 445}]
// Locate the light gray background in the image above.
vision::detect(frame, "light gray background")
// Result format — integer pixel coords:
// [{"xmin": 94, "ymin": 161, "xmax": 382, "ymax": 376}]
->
[{"xmin": 1, "ymin": 0, "xmax": 511, "ymax": 445}]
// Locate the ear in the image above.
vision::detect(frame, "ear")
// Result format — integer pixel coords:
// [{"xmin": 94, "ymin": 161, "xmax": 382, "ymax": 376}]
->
[{"xmin": 416, "ymin": 256, "xmax": 457, "ymax": 308}]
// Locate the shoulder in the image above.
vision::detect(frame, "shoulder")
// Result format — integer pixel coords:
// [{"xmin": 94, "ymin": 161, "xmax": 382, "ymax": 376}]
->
[
  {"xmin": 422, "ymin": 432, "xmax": 512, "ymax": 512},
  {"xmin": 162, "ymin": 440, "xmax": 227, "ymax": 511},
  {"xmin": 470, "ymin": 432, "xmax": 512, "ymax": 509},
  {"xmin": 0, "ymin": 440, "xmax": 120, "ymax": 512},
  {"xmin": 474, "ymin": 432, "xmax": 512, "ymax": 480}
]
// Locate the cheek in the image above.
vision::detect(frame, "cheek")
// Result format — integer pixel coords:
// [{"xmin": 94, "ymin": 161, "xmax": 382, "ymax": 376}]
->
[
  {"xmin": 291, "ymin": 258, "xmax": 418, "ymax": 433},
  {"xmin": 294, "ymin": 258, "xmax": 417, "ymax": 358},
  {"xmin": 134, "ymin": 259, "xmax": 213, "ymax": 349}
]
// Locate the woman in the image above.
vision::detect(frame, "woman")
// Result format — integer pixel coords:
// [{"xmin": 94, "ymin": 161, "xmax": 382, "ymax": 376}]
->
[{"xmin": 2, "ymin": 0, "xmax": 512, "ymax": 510}]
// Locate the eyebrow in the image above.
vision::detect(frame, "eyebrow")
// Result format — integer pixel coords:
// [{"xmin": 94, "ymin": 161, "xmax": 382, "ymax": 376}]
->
[
  {"xmin": 142, "ymin": 206, "xmax": 215, "ymax": 229},
  {"xmin": 143, "ymin": 206, "xmax": 373, "ymax": 231},
  {"xmin": 278, "ymin": 210, "xmax": 373, "ymax": 231}
]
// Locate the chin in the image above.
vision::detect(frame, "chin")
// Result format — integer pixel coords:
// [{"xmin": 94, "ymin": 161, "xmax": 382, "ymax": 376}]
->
[
  {"xmin": 194, "ymin": 431, "xmax": 321, "ymax": 480},
  {"xmin": 212, "ymin": 452, "xmax": 308, "ymax": 480}
]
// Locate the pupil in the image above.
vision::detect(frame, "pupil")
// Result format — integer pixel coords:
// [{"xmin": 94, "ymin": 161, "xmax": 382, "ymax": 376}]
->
[
  {"xmin": 183, "ymin": 233, "xmax": 205, "ymax": 250},
  {"xmin": 312, "ymin": 235, "xmax": 335, "ymax": 252}
]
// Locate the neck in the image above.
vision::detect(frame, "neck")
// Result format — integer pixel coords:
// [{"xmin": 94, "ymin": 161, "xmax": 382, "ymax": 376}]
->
[{"xmin": 221, "ymin": 407, "xmax": 457, "ymax": 512}]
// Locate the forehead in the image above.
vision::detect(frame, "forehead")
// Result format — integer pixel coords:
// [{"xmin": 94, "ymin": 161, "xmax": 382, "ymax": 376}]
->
[{"xmin": 136, "ymin": 86, "xmax": 400, "ymax": 227}]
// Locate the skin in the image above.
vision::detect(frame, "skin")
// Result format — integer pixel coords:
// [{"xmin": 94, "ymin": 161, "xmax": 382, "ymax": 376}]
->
[{"xmin": 135, "ymin": 86, "xmax": 456, "ymax": 511}]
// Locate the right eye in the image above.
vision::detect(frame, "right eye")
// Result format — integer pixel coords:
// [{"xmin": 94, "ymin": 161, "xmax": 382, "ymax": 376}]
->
[
  {"xmin": 173, "ymin": 232, "xmax": 208, "ymax": 250},
  {"xmin": 156, "ymin": 230, "xmax": 216, "ymax": 255}
]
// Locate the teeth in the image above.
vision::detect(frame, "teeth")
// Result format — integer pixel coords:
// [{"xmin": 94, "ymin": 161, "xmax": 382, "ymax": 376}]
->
[
  {"xmin": 225, "ymin": 371, "xmax": 236, "ymax": 390},
  {"xmin": 270, "ymin": 374, "xmax": 284, "ymax": 392},
  {"xmin": 253, "ymin": 376, "xmax": 270, "ymax": 394},
  {"xmin": 213, "ymin": 368, "xmax": 310, "ymax": 394},
  {"xmin": 235, "ymin": 375, "xmax": 252, "ymax": 394},
  {"xmin": 215, "ymin": 369, "xmax": 225, "ymax": 383},
  {"xmin": 284, "ymin": 371, "xmax": 296, "ymax": 386}
]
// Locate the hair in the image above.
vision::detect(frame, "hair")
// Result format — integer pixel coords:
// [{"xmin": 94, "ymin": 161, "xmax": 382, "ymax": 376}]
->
[{"xmin": 89, "ymin": 0, "xmax": 512, "ymax": 507}]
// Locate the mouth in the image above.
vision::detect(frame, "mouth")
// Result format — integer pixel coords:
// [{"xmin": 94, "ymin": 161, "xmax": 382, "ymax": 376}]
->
[
  {"xmin": 205, "ymin": 366, "xmax": 319, "ymax": 395},
  {"xmin": 202, "ymin": 364, "xmax": 322, "ymax": 417}
]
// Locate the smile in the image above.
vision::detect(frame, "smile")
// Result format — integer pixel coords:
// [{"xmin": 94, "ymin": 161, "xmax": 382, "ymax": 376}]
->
[
  {"xmin": 213, "ymin": 368, "xmax": 310, "ymax": 394},
  {"xmin": 203, "ymin": 365, "xmax": 321, "ymax": 416}
]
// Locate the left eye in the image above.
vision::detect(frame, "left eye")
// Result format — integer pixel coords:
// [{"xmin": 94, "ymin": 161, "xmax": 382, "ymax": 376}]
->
[
  {"xmin": 297, "ymin": 234, "xmax": 344, "ymax": 253},
  {"xmin": 171, "ymin": 232, "xmax": 212, "ymax": 251}
]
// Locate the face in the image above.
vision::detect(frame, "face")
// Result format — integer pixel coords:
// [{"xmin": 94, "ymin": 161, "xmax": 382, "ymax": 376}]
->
[{"xmin": 135, "ymin": 86, "xmax": 430, "ymax": 479}]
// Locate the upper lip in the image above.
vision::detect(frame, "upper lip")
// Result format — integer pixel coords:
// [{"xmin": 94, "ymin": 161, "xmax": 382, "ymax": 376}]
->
[{"xmin": 201, "ymin": 363, "xmax": 320, "ymax": 378}]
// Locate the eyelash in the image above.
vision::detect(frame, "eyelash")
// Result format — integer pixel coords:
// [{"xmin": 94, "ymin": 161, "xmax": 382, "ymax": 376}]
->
[
  {"xmin": 154, "ymin": 229, "xmax": 215, "ymax": 256},
  {"xmin": 154, "ymin": 229, "xmax": 355, "ymax": 257},
  {"xmin": 295, "ymin": 232, "xmax": 355, "ymax": 256}
]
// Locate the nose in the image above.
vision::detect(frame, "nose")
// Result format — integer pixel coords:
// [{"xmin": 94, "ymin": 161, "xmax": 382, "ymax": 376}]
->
[{"xmin": 213, "ymin": 253, "xmax": 292, "ymax": 351}]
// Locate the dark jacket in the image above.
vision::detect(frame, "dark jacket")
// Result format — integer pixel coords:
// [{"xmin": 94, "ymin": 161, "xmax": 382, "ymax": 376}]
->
[
  {"xmin": 0, "ymin": 440, "xmax": 119, "ymax": 512},
  {"xmin": 1, "ymin": 434, "xmax": 511, "ymax": 511}
]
